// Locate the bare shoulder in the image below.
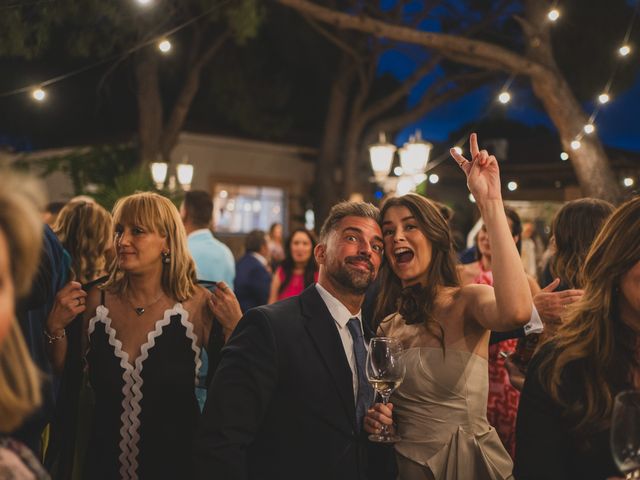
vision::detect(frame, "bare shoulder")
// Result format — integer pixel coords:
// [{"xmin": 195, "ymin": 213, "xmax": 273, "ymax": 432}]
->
[
  {"xmin": 458, "ymin": 263, "xmax": 479, "ymax": 286},
  {"xmin": 183, "ymin": 286, "xmax": 211, "ymax": 323}
]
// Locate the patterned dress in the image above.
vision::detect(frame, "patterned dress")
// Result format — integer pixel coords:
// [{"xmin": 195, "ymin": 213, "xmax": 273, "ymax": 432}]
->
[
  {"xmin": 473, "ymin": 262, "xmax": 520, "ymax": 459},
  {"xmin": 84, "ymin": 302, "xmax": 201, "ymax": 480}
]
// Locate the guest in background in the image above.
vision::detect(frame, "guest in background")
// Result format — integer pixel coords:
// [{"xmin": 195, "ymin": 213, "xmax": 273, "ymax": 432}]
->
[
  {"xmin": 459, "ymin": 207, "xmax": 540, "ymax": 458},
  {"xmin": 0, "ymin": 173, "xmax": 50, "ymax": 479},
  {"xmin": 181, "ymin": 190, "xmax": 235, "ymax": 288},
  {"xmin": 268, "ymin": 228, "xmax": 318, "ymax": 304},
  {"xmin": 515, "ymin": 196, "xmax": 640, "ymax": 480},
  {"xmin": 267, "ymin": 222, "xmax": 285, "ymax": 271},
  {"xmin": 234, "ymin": 229, "xmax": 271, "ymax": 313},
  {"xmin": 53, "ymin": 200, "xmax": 113, "ymax": 284},
  {"xmin": 43, "ymin": 201, "xmax": 66, "ymax": 227},
  {"xmin": 180, "ymin": 190, "xmax": 236, "ymax": 410}
]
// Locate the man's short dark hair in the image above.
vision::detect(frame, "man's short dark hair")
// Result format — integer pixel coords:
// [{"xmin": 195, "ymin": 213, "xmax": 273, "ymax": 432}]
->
[
  {"xmin": 183, "ymin": 190, "xmax": 213, "ymax": 228},
  {"xmin": 319, "ymin": 201, "xmax": 380, "ymax": 242},
  {"xmin": 245, "ymin": 229, "xmax": 267, "ymax": 253}
]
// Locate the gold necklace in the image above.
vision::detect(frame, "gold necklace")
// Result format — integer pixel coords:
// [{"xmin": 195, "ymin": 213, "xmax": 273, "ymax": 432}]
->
[{"xmin": 125, "ymin": 292, "xmax": 165, "ymax": 316}]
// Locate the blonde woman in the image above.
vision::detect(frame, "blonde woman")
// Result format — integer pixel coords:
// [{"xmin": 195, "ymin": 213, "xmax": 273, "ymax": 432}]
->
[
  {"xmin": 515, "ymin": 196, "xmax": 640, "ymax": 480},
  {"xmin": 46, "ymin": 192, "xmax": 241, "ymax": 480},
  {"xmin": 53, "ymin": 200, "xmax": 113, "ymax": 284},
  {"xmin": 0, "ymin": 173, "xmax": 50, "ymax": 479}
]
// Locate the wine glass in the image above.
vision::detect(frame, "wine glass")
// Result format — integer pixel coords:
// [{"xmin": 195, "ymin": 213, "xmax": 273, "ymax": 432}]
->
[
  {"xmin": 611, "ymin": 390, "xmax": 640, "ymax": 479},
  {"xmin": 366, "ymin": 336, "xmax": 405, "ymax": 443}
]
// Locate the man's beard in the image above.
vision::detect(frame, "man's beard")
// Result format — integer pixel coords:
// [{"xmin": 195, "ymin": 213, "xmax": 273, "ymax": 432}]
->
[{"xmin": 327, "ymin": 255, "xmax": 375, "ymax": 295}]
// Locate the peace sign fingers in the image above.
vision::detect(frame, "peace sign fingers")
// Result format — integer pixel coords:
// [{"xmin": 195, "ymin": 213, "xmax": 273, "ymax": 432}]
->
[{"xmin": 469, "ymin": 132, "xmax": 480, "ymax": 159}]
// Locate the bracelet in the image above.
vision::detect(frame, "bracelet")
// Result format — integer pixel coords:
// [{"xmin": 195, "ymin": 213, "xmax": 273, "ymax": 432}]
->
[{"xmin": 44, "ymin": 328, "xmax": 66, "ymax": 344}]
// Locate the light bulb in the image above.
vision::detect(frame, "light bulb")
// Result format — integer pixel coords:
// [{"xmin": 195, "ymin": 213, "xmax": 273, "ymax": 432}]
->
[
  {"xmin": 428, "ymin": 174, "xmax": 439, "ymax": 184},
  {"xmin": 158, "ymin": 39, "xmax": 171, "ymax": 53},
  {"xmin": 623, "ymin": 177, "xmax": 635, "ymax": 187},
  {"xmin": 468, "ymin": 193, "xmax": 476, "ymax": 203},
  {"xmin": 547, "ymin": 9, "xmax": 560, "ymax": 21},
  {"xmin": 31, "ymin": 88, "xmax": 46, "ymax": 101},
  {"xmin": 560, "ymin": 152, "xmax": 569, "ymax": 161},
  {"xmin": 507, "ymin": 181, "xmax": 518, "ymax": 191},
  {"xmin": 598, "ymin": 93, "xmax": 610, "ymax": 104},
  {"xmin": 619, "ymin": 45, "xmax": 631, "ymax": 56},
  {"xmin": 136, "ymin": 0, "xmax": 152, "ymax": 5},
  {"xmin": 453, "ymin": 146, "xmax": 463, "ymax": 155},
  {"xmin": 583, "ymin": 123, "xmax": 595, "ymax": 134},
  {"xmin": 498, "ymin": 91, "xmax": 511, "ymax": 104},
  {"xmin": 571, "ymin": 140, "xmax": 581, "ymax": 150},
  {"xmin": 393, "ymin": 166, "xmax": 404, "ymax": 176}
]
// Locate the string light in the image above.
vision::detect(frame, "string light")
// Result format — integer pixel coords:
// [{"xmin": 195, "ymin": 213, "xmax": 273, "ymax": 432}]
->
[
  {"xmin": 158, "ymin": 39, "xmax": 172, "ymax": 53},
  {"xmin": 507, "ymin": 181, "xmax": 518, "ymax": 191},
  {"xmin": 393, "ymin": 166, "xmax": 403, "ymax": 176},
  {"xmin": 135, "ymin": 0, "xmax": 153, "ymax": 5},
  {"xmin": 548, "ymin": 9, "xmax": 560, "ymax": 22},
  {"xmin": 468, "ymin": 193, "xmax": 476, "ymax": 203},
  {"xmin": 428, "ymin": 174, "xmax": 439, "ymax": 184},
  {"xmin": 560, "ymin": 152, "xmax": 569, "ymax": 161},
  {"xmin": 31, "ymin": 88, "xmax": 46, "ymax": 102},
  {"xmin": 598, "ymin": 93, "xmax": 610, "ymax": 104},
  {"xmin": 452, "ymin": 146, "xmax": 462, "ymax": 155},
  {"xmin": 498, "ymin": 91, "xmax": 511, "ymax": 104},
  {"xmin": 619, "ymin": 45, "xmax": 631, "ymax": 56},
  {"xmin": 571, "ymin": 140, "xmax": 581, "ymax": 150},
  {"xmin": 583, "ymin": 123, "xmax": 595, "ymax": 134},
  {"xmin": 623, "ymin": 177, "xmax": 635, "ymax": 187}
]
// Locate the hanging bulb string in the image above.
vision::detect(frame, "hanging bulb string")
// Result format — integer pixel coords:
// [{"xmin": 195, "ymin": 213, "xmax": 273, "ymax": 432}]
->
[{"xmin": 0, "ymin": 0, "xmax": 232, "ymax": 99}]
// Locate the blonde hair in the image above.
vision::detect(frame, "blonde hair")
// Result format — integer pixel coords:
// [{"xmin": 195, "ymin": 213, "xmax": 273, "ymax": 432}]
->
[
  {"xmin": 102, "ymin": 192, "xmax": 198, "ymax": 301},
  {"xmin": 0, "ymin": 172, "xmax": 44, "ymax": 431},
  {"xmin": 54, "ymin": 200, "xmax": 113, "ymax": 284},
  {"xmin": 539, "ymin": 196, "xmax": 640, "ymax": 443}
]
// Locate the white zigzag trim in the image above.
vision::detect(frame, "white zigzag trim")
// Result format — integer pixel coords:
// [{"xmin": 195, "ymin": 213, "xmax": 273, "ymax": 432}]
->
[
  {"xmin": 89, "ymin": 306, "xmax": 135, "ymax": 480},
  {"xmin": 88, "ymin": 303, "xmax": 200, "ymax": 480}
]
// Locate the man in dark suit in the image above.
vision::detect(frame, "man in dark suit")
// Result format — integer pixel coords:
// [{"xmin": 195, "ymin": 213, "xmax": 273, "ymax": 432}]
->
[
  {"xmin": 195, "ymin": 201, "xmax": 395, "ymax": 480},
  {"xmin": 234, "ymin": 229, "xmax": 272, "ymax": 313}
]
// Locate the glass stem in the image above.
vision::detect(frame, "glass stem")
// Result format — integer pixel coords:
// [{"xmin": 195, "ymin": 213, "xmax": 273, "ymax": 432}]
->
[{"xmin": 380, "ymin": 394, "xmax": 391, "ymax": 436}]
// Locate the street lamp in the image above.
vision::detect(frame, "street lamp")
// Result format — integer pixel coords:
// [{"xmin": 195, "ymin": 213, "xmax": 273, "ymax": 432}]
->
[
  {"xmin": 150, "ymin": 161, "xmax": 168, "ymax": 189},
  {"xmin": 368, "ymin": 131, "xmax": 432, "ymax": 195},
  {"xmin": 176, "ymin": 156, "xmax": 194, "ymax": 191},
  {"xmin": 368, "ymin": 133, "xmax": 396, "ymax": 182}
]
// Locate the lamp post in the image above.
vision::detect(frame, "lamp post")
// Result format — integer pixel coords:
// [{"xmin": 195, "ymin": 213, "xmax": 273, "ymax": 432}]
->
[
  {"xmin": 176, "ymin": 155, "xmax": 194, "ymax": 191},
  {"xmin": 150, "ymin": 155, "xmax": 194, "ymax": 191},
  {"xmin": 368, "ymin": 131, "xmax": 432, "ymax": 195}
]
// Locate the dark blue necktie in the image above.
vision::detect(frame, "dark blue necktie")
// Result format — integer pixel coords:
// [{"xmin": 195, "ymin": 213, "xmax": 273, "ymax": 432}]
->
[{"xmin": 347, "ymin": 317, "xmax": 374, "ymax": 432}]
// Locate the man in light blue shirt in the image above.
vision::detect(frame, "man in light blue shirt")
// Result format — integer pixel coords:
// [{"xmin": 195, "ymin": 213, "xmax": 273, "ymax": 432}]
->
[
  {"xmin": 181, "ymin": 190, "xmax": 235, "ymax": 288},
  {"xmin": 180, "ymin": 190, "xmax": 236, "ymax": 410}
]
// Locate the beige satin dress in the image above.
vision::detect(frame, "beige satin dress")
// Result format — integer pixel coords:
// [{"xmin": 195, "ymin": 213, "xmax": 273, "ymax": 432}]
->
[{"xmin": 392, "ymin": 347, "xmax": 514, "ymax": 480}]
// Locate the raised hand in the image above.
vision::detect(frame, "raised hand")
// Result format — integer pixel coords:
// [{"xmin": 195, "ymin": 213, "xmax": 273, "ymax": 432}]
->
[{"xmin": 450, "ymin": 133, "xmax": 502, "ymax": 204}]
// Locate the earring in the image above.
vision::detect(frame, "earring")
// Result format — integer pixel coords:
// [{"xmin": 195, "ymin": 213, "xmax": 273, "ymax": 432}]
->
[{"xmin": 162, "ymin": 251, "xmax": 171, "ymax": 264}]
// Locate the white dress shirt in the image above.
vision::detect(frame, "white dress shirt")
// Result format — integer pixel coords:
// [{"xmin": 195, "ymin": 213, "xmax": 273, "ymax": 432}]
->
[{"xmin": 315, "ymin": 283, "xmax": 363, "ymax": 401}]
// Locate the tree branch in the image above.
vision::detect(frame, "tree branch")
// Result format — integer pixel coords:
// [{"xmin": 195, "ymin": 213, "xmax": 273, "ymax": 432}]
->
[{"xmin": 276, "ymin": 0, "xmax": 548, "ymax": 76}]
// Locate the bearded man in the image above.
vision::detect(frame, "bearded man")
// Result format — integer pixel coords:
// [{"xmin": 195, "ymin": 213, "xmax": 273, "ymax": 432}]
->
[{"xmin": 195, "ymin": 201, "xmax": 395, "ymax": 480}]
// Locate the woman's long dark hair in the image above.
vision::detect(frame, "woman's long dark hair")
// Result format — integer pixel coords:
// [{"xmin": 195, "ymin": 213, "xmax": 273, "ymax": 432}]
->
[
  {"xmin": 375, "ymin": 194, "xmax": 459, "ymax": 350},
  {"xmin": 278, "ymin": 228, "xmax": 318, "ymax": 294}
]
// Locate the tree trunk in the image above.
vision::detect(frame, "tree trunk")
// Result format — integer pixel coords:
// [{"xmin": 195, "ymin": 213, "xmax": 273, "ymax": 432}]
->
[
  {"xmin": 135, "ymin": 50, "xmax": 163, "ymax": 164},
  {"xmin": 523, "ymin": 0, "xmax": 621, "ymax": 202},
  {"xmin": 314, "ymin": 54, "xmax": 356, "ymax": 230},
  {"xmin": 277, "ymin": 0, "xmax": 624, "ymax": 203}
]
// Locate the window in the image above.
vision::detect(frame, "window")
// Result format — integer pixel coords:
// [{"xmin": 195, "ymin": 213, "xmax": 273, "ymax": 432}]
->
[{"xmin": 213, "ymin": 183, "xmax": 285, "ymax": 234}]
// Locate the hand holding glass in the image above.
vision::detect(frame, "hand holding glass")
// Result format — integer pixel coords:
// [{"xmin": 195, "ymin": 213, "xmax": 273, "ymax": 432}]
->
[
  {"xmin": 611, "ymin": 390, "xmax": 640, "ymax": 479},
  {"xmin": 366, "ymin": 337, "xmax": 405, "ymax": 443}
]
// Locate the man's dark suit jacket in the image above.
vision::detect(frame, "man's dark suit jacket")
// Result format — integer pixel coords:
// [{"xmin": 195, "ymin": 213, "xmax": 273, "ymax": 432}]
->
[
  {"xmin": 194, "ymin": 285, "xmax": 395, "ymax": 480},
  {"xmin": 234, "ymin": 253, "xmax": 271, "ymax": 313}
]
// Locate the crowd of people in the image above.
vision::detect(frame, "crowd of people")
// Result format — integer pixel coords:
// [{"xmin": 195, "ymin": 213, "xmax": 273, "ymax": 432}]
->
[{"xmin": 0, "ymin": 133, "xmax": 638, "ymax": 480}]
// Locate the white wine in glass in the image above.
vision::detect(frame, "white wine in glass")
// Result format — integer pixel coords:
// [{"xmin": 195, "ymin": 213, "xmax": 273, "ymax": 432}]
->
[
  {"xmin": 611, "ymin": 390, "xmax": 640, "ymax": 479},
  {"xmin": 366, "ymin": 337, "xmax": 405, "ymax": 443}
]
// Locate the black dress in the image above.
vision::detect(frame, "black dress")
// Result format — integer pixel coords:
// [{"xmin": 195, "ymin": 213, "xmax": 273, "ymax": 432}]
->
[
  {"xmin": 515, "ymin": 343, "xmax": 620, "ymax": 479},
  {"xmin": 84, "ymin": 301, "xmax": 201, "ymax": 480}
]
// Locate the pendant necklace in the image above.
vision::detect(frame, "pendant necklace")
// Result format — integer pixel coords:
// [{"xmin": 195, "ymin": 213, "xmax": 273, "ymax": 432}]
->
[{"xmin": 126, "ymin": 292, "xmax": 165, "ymax": 316}]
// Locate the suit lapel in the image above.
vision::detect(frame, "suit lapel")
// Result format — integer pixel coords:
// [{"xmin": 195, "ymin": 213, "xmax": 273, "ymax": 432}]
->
[{"xmin": 300, "ymin": 286, "xmax": 356, "ymax": 429}]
